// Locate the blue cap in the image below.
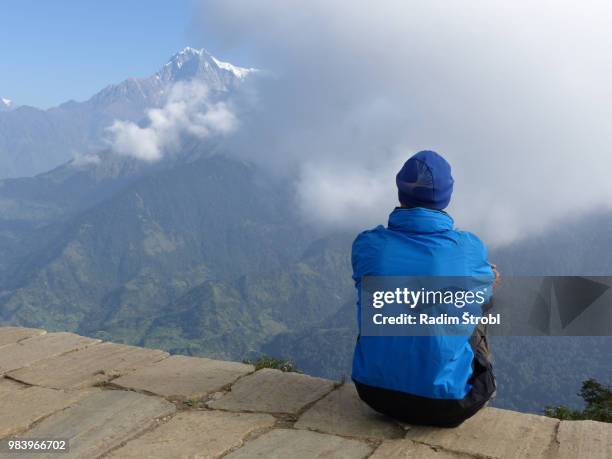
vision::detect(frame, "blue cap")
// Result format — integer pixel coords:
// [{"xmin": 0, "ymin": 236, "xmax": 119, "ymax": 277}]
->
[{"xmin": 396, "ymin": 150, "xmax": 454, "ymax": 210}]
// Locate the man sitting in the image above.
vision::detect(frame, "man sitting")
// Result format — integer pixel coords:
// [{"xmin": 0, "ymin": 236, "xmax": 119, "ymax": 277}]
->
[{"xmin": 351, "ymin": 150, "xmax": 498, "ymax": 427}]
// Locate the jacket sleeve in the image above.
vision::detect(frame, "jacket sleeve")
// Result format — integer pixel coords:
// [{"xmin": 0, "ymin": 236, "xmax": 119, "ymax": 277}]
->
[
  {"xmin": 463, "ymin": 231, "xmax": 495, "ymax": 304},
  {"xmin": 351, "ymin": 226, "xmax": 385, "ymax": 284}
]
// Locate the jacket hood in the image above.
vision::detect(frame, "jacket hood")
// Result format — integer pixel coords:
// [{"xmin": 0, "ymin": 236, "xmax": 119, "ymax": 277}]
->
[{"xmin": 387, "ymin": 207, "xmax": 454, "ymax": 234}]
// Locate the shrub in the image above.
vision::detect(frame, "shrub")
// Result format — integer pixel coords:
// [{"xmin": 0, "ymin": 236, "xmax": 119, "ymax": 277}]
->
[
  {"xmin": 545, "ymin": 378, "xmax": 612, "ymax": 423},
  {"xmin": 243, "ymin": 356, "xmax": 301, "ymax": 373}
]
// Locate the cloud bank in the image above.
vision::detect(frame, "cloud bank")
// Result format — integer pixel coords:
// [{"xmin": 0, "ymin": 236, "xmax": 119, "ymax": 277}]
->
[
  {"xmin": 107, "ymin": 81, "xmax": 237, "ymax": 161},
  {"xmin": 189, "ymin": 0, "xmax": 612, "ymax": 245}
]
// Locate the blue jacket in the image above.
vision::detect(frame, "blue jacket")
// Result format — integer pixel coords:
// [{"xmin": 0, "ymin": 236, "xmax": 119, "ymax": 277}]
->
[{"xmin": 351, "ymin": 207, "xmax": 494, "ymax": 400}]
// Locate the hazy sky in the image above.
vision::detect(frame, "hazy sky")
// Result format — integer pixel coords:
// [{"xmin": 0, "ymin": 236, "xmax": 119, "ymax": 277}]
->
[
  {"xmin": 0, "ymin": 0, "xmax": 250, "ymax": 108},
  {"xmin": 192, "ymin": 0, "xmax": 612, "ymax": 244}
]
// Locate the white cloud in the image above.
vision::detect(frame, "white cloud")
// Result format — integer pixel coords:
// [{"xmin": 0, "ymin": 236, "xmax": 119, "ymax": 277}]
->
[
  {"xmin": 196, "ymin": 0, "xmax": 612, "ymax": 245},
  {"xmin": 296, "ymin": 151, "xmax": 407, "ymax": 231},
  {"xmin": 107, "ymin": 81, "xmax": 237, "ymax": 161}
]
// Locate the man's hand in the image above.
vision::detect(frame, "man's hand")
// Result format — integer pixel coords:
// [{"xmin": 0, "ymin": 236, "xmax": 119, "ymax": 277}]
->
[{"xmin": 491, "ymin": 263, "xmax": 500, "ymax": 291}]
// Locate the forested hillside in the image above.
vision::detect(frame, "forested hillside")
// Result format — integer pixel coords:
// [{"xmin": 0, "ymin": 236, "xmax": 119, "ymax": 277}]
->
[{"xmin": 1, "ymin": 145, "xmax": 611, "ymax": 414}]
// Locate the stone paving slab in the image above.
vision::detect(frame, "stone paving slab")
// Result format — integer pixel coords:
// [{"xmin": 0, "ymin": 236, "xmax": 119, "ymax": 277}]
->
[
  {"xmin": 0, "ymin": 327, "xmax": 610, "ymax": 459},
  {"xmin": 556, "ymin": 420, "xmax": 612, "ymax": 459},
  {"xmin": 12, "ymin": 390, "xmax": 176, "ymax": 459},
  {"xmin": 0, "ymin": 333, "xmax": 99, "ymax": 375},
  {"xmin": 225, "ymin": 428, "xmax": 373, "ymax": 459},
  {"xmin": 405, "ymin": 407, "xmax": 559, "ymax": 459},
  {"xmin": 370, "ymin": 439, "xmax": 473, "ymax": 458},
  {"xmin": 7, "ymin": 342, "xmax": 168, "ymax": 389},
  {"xmin": 112, "ymin": 355, "xmax": 253, "ymax": 400},
  {"xmin": 295, "ymin": 383, "xmax": 404, "ymax": 440},
  {"xmin": 108, "ymin": 410, "xmax": 276, "ymax": 458},
  {"xmin": 0, "ymin": 387, "xmax": 95, "ymax": 438},
  {"xmin": 208, "ymin": 369, "xmax": 335, "ymax": 415},
  {"xmin": 0, "ymin": 377, "xmax": 26, "ymax": 397},
  {"xmin": 0, "ymin": 327, "xmax": 45, "ymax": 348}
]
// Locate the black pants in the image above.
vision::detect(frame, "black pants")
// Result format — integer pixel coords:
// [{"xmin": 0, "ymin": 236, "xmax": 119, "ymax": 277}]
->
[{"xmin": 355, "ymin": 324, "xmax": 496, "ymax": 428}]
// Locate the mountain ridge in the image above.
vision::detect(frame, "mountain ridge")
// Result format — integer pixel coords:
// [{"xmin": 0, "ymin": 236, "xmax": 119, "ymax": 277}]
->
[{"xmin": 0, "ymin": 47, "xmax": 252, "ymax": 179}]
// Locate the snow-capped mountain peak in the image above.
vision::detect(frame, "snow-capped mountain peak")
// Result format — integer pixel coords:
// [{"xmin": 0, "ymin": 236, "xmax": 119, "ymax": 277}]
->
[
  {"xmin": 211, "ymin": 56, "xmax": 255, "ymax": 79},
  {"xmin": 173, "ymin": 46, "xmax": 205, "ymax": 58},
  {"xmin": 159, "ymin": 47, "xmax": 256, "ymax": 84},
  {"xmin": 0, "ymin": 46, "xmax": 258, "ymax": 178},
  {"xmin": 89, "ymin": 46, "xmax": 256, "ymax": 110},
  {"xmin": 165, "ymin": 47, "xmax": 205, "ymax": 68}
]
